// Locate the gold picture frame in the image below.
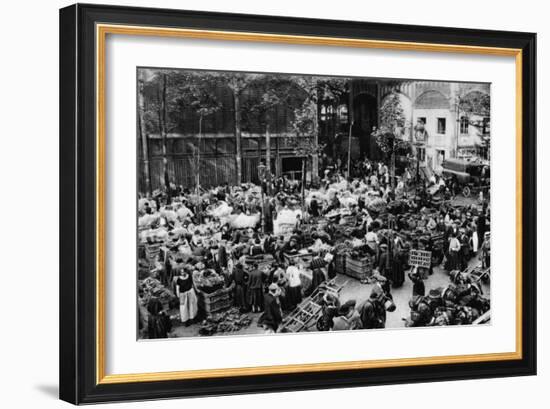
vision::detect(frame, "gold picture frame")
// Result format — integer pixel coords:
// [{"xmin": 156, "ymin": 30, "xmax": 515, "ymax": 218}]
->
[{"xmin": 60, "ymin": 4, "xmax": 536, "ymax": 404}]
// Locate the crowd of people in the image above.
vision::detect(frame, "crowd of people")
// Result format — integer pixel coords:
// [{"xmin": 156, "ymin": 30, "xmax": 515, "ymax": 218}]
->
[{"xmin": 137, "ymin": 158, "xmax": 491, "ymax": 339}]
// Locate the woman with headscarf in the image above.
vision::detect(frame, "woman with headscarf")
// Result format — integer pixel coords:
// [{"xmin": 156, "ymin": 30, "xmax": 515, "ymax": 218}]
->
[{"xmin": 175, "ymin": 269, "xmax": 198, "ymax": 326}]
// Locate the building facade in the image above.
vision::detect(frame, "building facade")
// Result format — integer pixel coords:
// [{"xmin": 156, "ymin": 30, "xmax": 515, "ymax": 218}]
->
[
  {"xmin": 349, "ymin": 79, "xmax": 490, "ymax": 174},
  {"xmin": 138, "ymin": 73, "xmax": 490, "ymax": 193}
]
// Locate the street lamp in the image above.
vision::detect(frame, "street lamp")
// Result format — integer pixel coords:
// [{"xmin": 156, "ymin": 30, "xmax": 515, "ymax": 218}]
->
[
  {"xmin": 258, "ymin": 163, "xmax": 266, "ymax": 234},
  {"xmin": 413, "ymin": 119, "xmax": 427, "ymax": 189}
]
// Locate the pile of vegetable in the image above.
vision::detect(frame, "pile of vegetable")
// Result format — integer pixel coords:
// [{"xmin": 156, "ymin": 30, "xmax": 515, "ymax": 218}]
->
[
  {"xmin": 193, "ymin": 269, "xmax": 225, "ymax": 294},
  {"xmin": 366, "ymin": 197, "xmax": 387, "ymax": 214},
  {"xmin": 198, "ymin": 308, "xmax": 252, "ymax": 336},
  {"xmin": 139, "ymin": 277, "xmax": 176, "ymax": 306}
]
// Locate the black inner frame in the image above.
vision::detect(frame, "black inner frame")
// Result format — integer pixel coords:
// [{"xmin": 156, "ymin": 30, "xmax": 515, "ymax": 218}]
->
[{"xmin": 59, "ymin": 3, "xmax": 536, "ymax": 404}]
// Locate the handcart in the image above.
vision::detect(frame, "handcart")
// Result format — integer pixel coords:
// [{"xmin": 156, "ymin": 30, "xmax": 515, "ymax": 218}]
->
[{"xmin": 279, "ymin": 278, "xmax": 347, "ymax": 333}]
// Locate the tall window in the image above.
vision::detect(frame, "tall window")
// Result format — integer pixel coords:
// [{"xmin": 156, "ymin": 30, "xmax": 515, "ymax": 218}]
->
[
  {"xmin": 460, "ymin": 116, "xmax": 469, "ymax": 134},
  {"xmin": 320, "ymin": 104, "xmax": 334, "ymax": 122},
  {"xmin": 337, "ymin": 104, "xmax": 349, "ymax": 124},
  {"xmin": 437, "ymin": 149, "xmax": 445, "ymax": 166},
  {"xmin": 437, "ymin": 117, "xmax": 446, "ymax": 134},
  {"xmin": 482, "ymin": 117, "xmax": 490, "ymax": 135},
  {"xmin": 417, "ymin": 147, "xmax": 426, "ymax": 162}
]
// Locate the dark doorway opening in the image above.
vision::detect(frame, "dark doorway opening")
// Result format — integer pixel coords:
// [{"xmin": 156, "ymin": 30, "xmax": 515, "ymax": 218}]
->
[
  {"xmin": 353, "ymin": 93, "xmax": 379, "ymax": 160},
  {"xmin": 282, "ymin": 156, "xmax": 305, "ymax": 180}
]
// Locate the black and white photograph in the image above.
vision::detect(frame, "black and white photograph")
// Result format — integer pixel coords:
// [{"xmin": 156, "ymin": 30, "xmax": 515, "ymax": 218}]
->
[
  {"xmin": 136, "ymin": 68, "xmax": 491, "ymax": 339},
  {"xmin": 0, "ymin": 0, "xmax": 542, "ymax": 406}
]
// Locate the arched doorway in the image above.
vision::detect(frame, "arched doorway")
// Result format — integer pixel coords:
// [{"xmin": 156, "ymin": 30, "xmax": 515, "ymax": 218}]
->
[{"xmin": 352, "ymin": 93, "xmax": 378, "ymax": 159}]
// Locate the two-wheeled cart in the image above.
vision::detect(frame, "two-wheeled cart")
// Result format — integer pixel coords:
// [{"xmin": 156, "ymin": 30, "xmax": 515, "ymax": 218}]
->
[{"xmin": 279, "ymin": 278, "xmax": 347, "ymax": 333}]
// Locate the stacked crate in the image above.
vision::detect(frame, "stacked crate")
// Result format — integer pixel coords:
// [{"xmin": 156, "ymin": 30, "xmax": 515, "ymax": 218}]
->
[
  {"xmin": 144, "ymin": 243, "xmax": 162, "ymax": 269},
  {"xmin": 334, "ymin": 253, "xmax": 346, "ymax": 274},
  {"xmin": 196, "ymin": 285, "xmax": 234, "ymax": 316},
  {"xmin": 340, "ymin": 214, "xmax": 356, "ymax": 226},
  {"xmin": 284, "ymin": 252, "xmax": 313, "ymax": 266},
  {"xmin": 345, "ymin": 255, "xmax": 374, "ymax": 282},
  {"xmin": 244, "ymin": 254, "xmax": 275, "ymax": 271}
]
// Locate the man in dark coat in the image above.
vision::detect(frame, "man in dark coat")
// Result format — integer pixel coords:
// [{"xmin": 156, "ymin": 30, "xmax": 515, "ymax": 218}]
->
[
  {"xmin": 378, "ymin": 243, "xmax": 391, "ymax": 279},
  {"xmin": 247, "ymin": 264, "xmax": 266, "ymax": 313},
  {"xmin": 146, "ymin": 296, "xmax": 172, "ymax": 339},
  {"xmin": 407, "ymin": 295, "xmax": 433, "ymax": 327},
  {"xmin": 232, "ymin": 263, "xmax": 249, "ymax": 312},
  {"xmin": 408, "ymin": 268, "xmax": 425, "ymax": 297},
  {"xmin": 477, "ymin": 213, "xmax": 487, "ymax": 246},
  {"xmin": 309, "ymin": 197, "xmax": 320, "ymax": 218},
  {"xmin": 307, "ymin": 267, "xmax": 326, "ymax": 296},
  {"xmin": 258, "ymin": 284, "xmax": 283, "ymax": 333},
  {"xmin": 359, "ymin": 287, "xmax": 388, "ymax": 329}
]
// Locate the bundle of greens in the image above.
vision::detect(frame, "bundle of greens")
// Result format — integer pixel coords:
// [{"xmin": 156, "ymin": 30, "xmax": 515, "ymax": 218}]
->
[{"xmin": 198, "ymin": 308, "xmax": 252, "ymax": 336}]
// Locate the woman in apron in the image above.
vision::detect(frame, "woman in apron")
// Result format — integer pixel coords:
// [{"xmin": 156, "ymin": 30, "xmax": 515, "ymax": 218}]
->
[{"xmin": 175, "ymin": 269, "xmax": 198, "ymax": 326}]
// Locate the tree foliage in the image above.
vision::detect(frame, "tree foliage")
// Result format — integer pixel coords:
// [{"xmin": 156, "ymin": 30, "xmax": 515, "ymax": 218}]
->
[
  {"xmin": 458, "ymin": 91, "xmax": 491, "ymax": 151},
  {"xmin": 241, "ymin": 75, "xmax": 297, "ymax": 132},
  {"xmin": 372, "ymin": 92, "xmax": 409, "ymax": 155},
  {"xmin": 458, "ymin": 91, "xmax": 490, "ymax": 117},
  {"xmin": 289, "ymin": 77, "xmax": 347, "ymax": 158},
  {"xmin": 139, "ymin": 70, "xmax": 351, "ymax": 184}
]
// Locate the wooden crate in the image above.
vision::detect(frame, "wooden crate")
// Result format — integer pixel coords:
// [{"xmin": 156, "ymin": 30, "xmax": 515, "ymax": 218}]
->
[
  {"xmin": 340, "ymin": 214, "xmax": 356, "ymax": 226},
  {"xmin": 196, "ymin": 285, "xmax": 234, "ymax": 316},
  {"xmin": 144, "ymin": 243, "xmax": 161, "ymax": 263},
  {"xmin": 284, "ymin": 252, "xmax": 313, "ymax": 266},
  {"xmin": 334, "ymin": 253, "xmax": 346, "ymax": 274},
  {"xmin": 345, "ymin": 255, "xmax": 374, "ymax": 282},
  {"xmin": 244, "ymin": 254, "xmax": 275, "ymax": 271}
]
